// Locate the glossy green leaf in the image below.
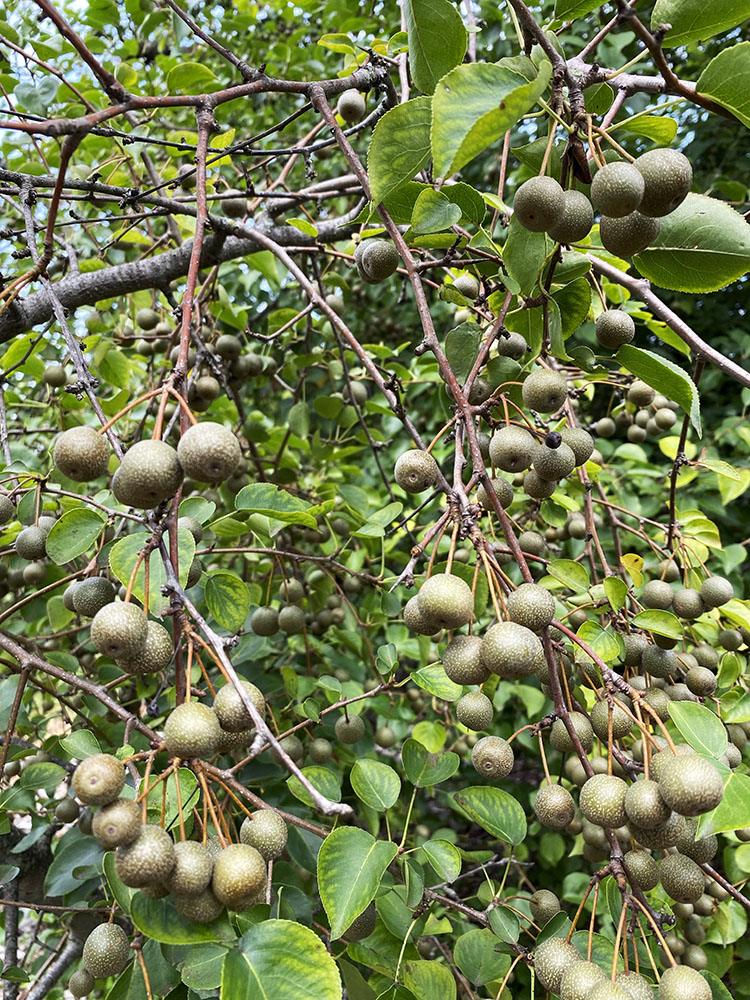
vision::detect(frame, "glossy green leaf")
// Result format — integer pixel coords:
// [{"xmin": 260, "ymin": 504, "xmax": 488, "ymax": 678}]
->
[
  {"xmin": 351, "ymin": 759, "xmax": 401, "ymax": 811},
  {"xmin": 166, "ymin": 61, "xmax": 217, "ymax": 92},
  {"xmin": 697, "ymin": 772, "xmax": 750, "ymax": 838},
  {"xmin": 223, "ymin": 920, "xmax": 341, "ymax": 999},
  {"xmin": 20, "ymin": 761, "xmax": 66, "ymax": 790},
  {"xmin": 109, "ymin": 528, "xmax": 195, "ymax": 617},
  {"xmin": 454, "ymin": 927, "xmax": 511, "ymax": 987},
  {"xmin": 103, "ymin": 851, "xmax": 133, "ymax": 915},
  {"xmin": 555, "ymin": 0, "xmax": 605, "ymax": 17},
  {"xmin": 651, "ymin": 0, "xmax": 750, "ymax": 47},
  {"xmin": 59, "ymin": 729, "xmax": 101, "ymax": 759},
  {"xmin": 131, "ymin": 894, "xmax": 234, "ymax": 945},
  {"xmin": 403, "ymin": 960, "xmax": 456, "ymax": 1000},
  {"xmin": 317, "ymin": 827, "xmax": 398, "ymax": 939},
  {"xmin": 411, "ymin": 662, "xmax": 463, "ymax": 701},
  {"xmin": 45, "ymin": 507, "xmax": 106, "ymax": 564},
  {"xmin": 488, "ymin": 905, "xmax": 521, "ymax": 944},
  {"xmin": 205, "ymin": 571, "xmax": 250, "ymax": 632},
  {"xmin": 403, "ymin": 0, "xmax": 467, "ymax": 95},
  {"xmin": 503, "ymin": 215, "xmax": 550, "ymax": 296},
  {"xmin": 454, "ymin": 786, "xmax": 527, "ymax": 845},
  {"xmin": 445, "ymin": 323, "xmax": 482, "ymax": 383},
  {"xmin": 633, "ymin": 194, "xmax": 750, "ymax": 295},
  {"xmin": 236, "ymin": 483, "xmax": 317, "ymax": 529},
  {"xmin": 402, "ymin": 738, "xmax": 460, "ymax": 787},
  {"xmin": 368, "ymin": 97, "xmax": 432, "ymax": 207},
  {"xmin": 616, "ymin": 344, "xmax": 701, "ymax": 435},
  {"xmin": 603, "ymin": 576, "xmax": 628, "ymax": 611},
  {"xmin": 697, "ymin": 42, "xmax": 750, "ymax": 128},
  {"xmin": 180, "ymin": 943, "xmax": 228, "ymax": 991},
  {"xmin": 631, "ymin": 608, "xmax": 683, "ymax": 639},
  {"xmin": 287, "ymin": 766, "xmax": 342, "ymax": 808},
  {"xmin": 577, "ymin": 621, "xmax": 622, "ymax": 663},
  {"xmin": 615, "ymin": 115, "xmax": 678, "ymax": 144},
  {"xmin": 668, "ymin": 701, "xmax": 728, "ymax": 757},
  {"xmin": 432, "ymin": 57, "xmax": 551, "ymax": 178},
  {"xmin": 421, "ymin": 839, "xmax": 461, "ymax": 883},
  {"xmin": 547, "ymin": 558, "xmax": 590, "ymax": 593},
  {"xmin": 411, "ymin": 189, "xmax": 462, "ymax": 234}
]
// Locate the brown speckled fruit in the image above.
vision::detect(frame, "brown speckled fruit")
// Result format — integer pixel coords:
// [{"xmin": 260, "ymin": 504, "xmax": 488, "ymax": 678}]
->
[
  {"xmin": 54, "ymin": 425, "xmax": 110, "ymax": 481},
  {"xmin": 658, "ymin": 755, "xmax": 724, "ymax": 816},
  {"xmin": 659, "ymin": 852, "xmax": 705, "ymax": 903},
  {"xmin": 394, "ymin": 449, "xmax": 439, "ymax": 493},
  {"xmin": 559, "ymin": 959, "xmax": 606, "ymax": 1000},
  {"xmin": 345, "ymin": 902, "xmax": 377, "ymax": 940},
  {"xmin": 442, "ymin": 635, "xmax": 489, "ymax": 685},
  {"xmin": 240, "ymin": 811, "xmax": 288, "ymax": 860},
  {"xmin": 115, "ymin": 824, "xmax": 176, "ymax": 888},
  {"xmin": 535, "ymin": 783, "xmax": 576, "ymax": 830},
  {"xmin": 92, "ymin": 798, "xmax": 142, "ymax": 850},
  {"xmin": 213, "ymin": 680, "xmax": 265, "ymax": 732},
  {"xmin": 73, "ymin": 754, "xmax": 125, "ymax": 807},
  {"xmin": 68, "ymin": 967, "xmax": 96, "ymax": 998},
  {"xmin": 529, "ymin": 889, "xmax": 560, "ymax": 926},
  {"xmin": 164, "ymin": 702, "xmax": 221, "ymax": 759},
  {"xmin": 506, "ymin": 583, "xmax": 555, "ymax": 632},
  {"xmin": 533, "ymin": 936, "xmax": 580, "ymax": 993},
  {"xmin": 417, "ymin": 574, "xmax": 474, "ymax": 630},
  {"xmin": 212, "ymin": 843, "xmax": 266, "ymax": 907},
  {"xmin": 165, "ymin": 840, "xmax": 214, "ymax": 896},
  {"xmin": 82, "ymin": 923, "xmax": 130, "ymax": 979},
  {"xmin": 90, "ymin": 602, "xmax": 148, "ymax": 660},
  {"xmin": 177, "ymin": 421, "xmax": 241, "ymax": 483},
  {"xmin": 471, "ymin": 736, "xmax": 514, "ymax": 780},
  {"xmin": 117, "ymin": 620, "xmax": 173, "ymax": 674},
  {"xmin": 481, "ymin": 621, "xmax": 544, "ymax": 679},
  {"xmin": 579, "ymin": 773, "xmax": 628, "ymax": 828},
  {"xmin": 658, "ymin": 963, "xmax": 711, "ymax": 1000},
  {"xmin": 175, "ymin": 887, "xmax": 224, "ymax": 923}
]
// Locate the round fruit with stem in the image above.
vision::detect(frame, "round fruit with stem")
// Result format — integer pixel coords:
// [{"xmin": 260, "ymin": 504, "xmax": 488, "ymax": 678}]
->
[
  {"xmin": 164, "ymin": 702, "xmax": 221, "ymax": 758},
  {"xmin": 90, "ymin": 602, "xmax": 148, "ymax": 660},
  {"xmin": 513, "ymin": 176, "xmax": 565, "ymax": 232},
  {"xmin": 600, "ymin": 212, "xmax": 661, "ymax": 256},
  {"xmin": 442, "ymin": 634, "xmax": 489, "ymax": 684},
  {"xmin": 506, "ymin": 583, "xmax": 555, "ymax": 632},
  {"xmin": 212, "ymin": 843, "xmax": 266, "ymax": 907},
  {"xmin": 535, "ymin": 783, "xmax": 576, "ymax": 829},
  {"xmin": 533, "ymin": 935, "xmax": 580, "ymax": 993},
  {"xmin": 73, "ymin": 754, "xmax": 125, "ymax": 806},
  {"xmin": 559, "ymin": 959, "xmax": 606, "ymax": 1000},
  {"xmin": 456, "ymin": 691, "xmax": 493, "ymax": 731},
  {"xmin": 595, "ymin": 310, "xmax": 635, "ymax": 349},
  {"xmin": 240, "ymin": 810, "xmax": 288, "ymax": 860},
  {"xmin": 115, "ymin": 824, "xmax": 176, "ymax": 887},
  {"xmin": 337, "ymin": 89, "xmax": 366, "ymax": 123},
  {"xmin": 658, "ymin": 755, "xmax": 724, "ymax": 816},
  {"xmin": 471, "ymin": 736, "xmax": 514, "ymax": 779},
  {"xmin": 480, "ymin": 621, "xmax": 544, "ymax": 678},
  {"xmin": 92, "ymin": 798, "xmax": 142, "ymax": 850},
  {"xmin": 213, "ymin": 680, "xmax": 265, "ymax": 732},
  {"xmin": 69, "ymin": 968, "xmax": 96, "ymax": 998},
  {"xmin": 579, "ymin": 773, "xmax": 628, "ymax": 827},
  {"xmin": 529, "ymin": 889, "xmax": 560, "ymax": 926},
  {"xmin": 489, "ymin": 425, "xmax": 537, "ymax": 472},
  {"xmin": 165, "ymin": 840, "xmax": 214, "ymax": 896},
  {"xmin": 82, "ymin": 923, "xmax": 131, "ymax": 979},
  {"xmin": 417, "ymin": 573, "xmax": 474, "ymax": 630},
  {"xmin": 394, "ymin": 449, "xmax": 439, "ymax": 493},
  {"xmin": 117, "ymin": 620, "xmax": 173, "ymax": 674},
  {"xmin": 634, "ymin": 148, "xmax": 693, "ymax": 217},
  {"xmin": 177, "ymin": 421, "xmax": 242, "ymax": 483},
  {"xmin": 335, "ymin": 714, "xmax": 365, "ymax": 744},
  {"xmin": 547, "ymin": 189, "xmax": 594, "ymax": 244},
  {"xmin": 522, "ymin": 369, "xmax": 568, "ymax": 413},
  {"xmin": 591, "ymin": 160, "xmax": 645, "ymax": 217},
  {"xmin": 73, "ymin": 577, "xmax": 116, "ymax": 618}
]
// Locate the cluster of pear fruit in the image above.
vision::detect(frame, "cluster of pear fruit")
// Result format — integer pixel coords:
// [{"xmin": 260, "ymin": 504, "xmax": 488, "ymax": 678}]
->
[
  {"xmin": 249, "ymin": 575, "xmax": 348, "ymax": 638},
  {"xmin": 64, "ymin": 747, "xmax": 286, "ymax": 997},
  {"xmin": 513, "ymin": 148, "xmax": 692, "ymax": 258}
]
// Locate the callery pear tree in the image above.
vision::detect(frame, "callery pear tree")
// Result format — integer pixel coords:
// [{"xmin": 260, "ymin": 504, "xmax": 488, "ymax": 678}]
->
[{"xmin": 2, "ymin": 1, "xmax": 750, "ymax": 999}]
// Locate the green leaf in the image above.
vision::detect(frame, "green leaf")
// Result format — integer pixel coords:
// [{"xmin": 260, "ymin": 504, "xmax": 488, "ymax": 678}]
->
[
  {"xmin": 224, "ymin": 920, "xmax": 341, "ymax": 999},
  {"xmin": 0, "ymin": 864, "xmax": 19, "ymax": 883},
  {"xmin": 432, "ymin": 57, "xmax": 552, "ymax": 178},
  {"xmin": 20, "ymin": 762, "xmax": 66, "ymax": 790},
  {"xmin": 44, "ymin": 836, "xmax": 103, "ymax": 896},
  {"xmin": 503, "ymin": 215, "xmax": 550, "ymax": 296},
  {"xmin": 701, "ymin": 970, "xmax": 736, "ymax": 1000},
  {"xmin": 181, "ymin": 943, "xmax": 228, "ymax": 991},
  {"xmin": 445, "ymin": 323, "xmax": 482, "ymax": 383},
  {"xmin": 402, "ymin": 738, "xmax": 460, "ymax": 787},
  {"xmin": 615, "ymin": 115, "xmax": 678, "ymax": 144},
  {"xmin": 412, "ymin": 662, "xmax": 463, "ymax": 701},
  {"xmin": 411, "ymin": 189, "xmax": 462, "ymax": 234},
  {"xmin": 697, "ymin": 42, "xmax": 750, "ymax": 129},
  {"xmin": 287, "ymin": 766, "xmax": 342, "ymax": 809},
  {"xmin": 368, "ymin": 98, "xmax": 432, "ymax": 208},
  {"xmin": 633, "ymin": 194, "xmax": 750, "ymax": 295},
  {"xmin": 651, "ymin": 0, "xmax": 750, "ymax": 48},
  {"xmin": 454, "ymin": 927, "xmax": 511, "ymax": 987},
  {"xmin": 631, "ymin": 608, "xmax": 683, "ymax": 639},
  {"xmin": 131, "ymin": 893, "xmax": 233, "ymax": 945},
  {"xmin": 403, "ymin": 960, "xmax": 456, "ymax": 1000},
  {"xmin": 109, "ymin": 528, "xmax": 195, "ymax": 617},
  {"xmin": 403, "ymin": 0, "xmax": 467, "ymax": 95},
  {"xmin": 166, "ymin": 61, "xmax": 217, "ymax": 93},
  {"xmin": 616, "ymin": 345, "xmax": 701, "ymax": 436},
  {"xmin": 488, "ymin": 905, "xmax": 521, "ymax": 944},
  {"xmin": 696, "ymin": 772, "xmax": 750, "ymax": 838},
  {"xmin": 103, "ymin": 851, "xmax": 132, "ymax": 916},
  {"xmin": 205, "ymin": 571, "xmax": 249, "ymax": 632},
  {"xmin": 604, "ymin": 576, "xmax": 628, "ymax": 611},
  {"xmin": 351, "ymin": 760, "xmax": 401, "ymax": 811},
  {"xmin": 547, "ymin": 559, "xmax": 590, "ymax": 593},
  {"xmin": 421, "ymin": 839, "xmax": 461, "ymax": 883},
  {"xmin": 668, "ymin": 702, "xmax": 728, "ymax": 757},
  {"xmin": 552, "ymin": 277, "xmax": 592, "ymax": 338},
  {"xmin": 453, "ymin": 786, "xmax": 527, "ymax": 845},
  {"xmin": 577, "ymin": 621, "xmax": 622, "ymax": 663},
  {"xmin": 555, "ymin": 0, "xmax": 604, "ymax": 17},
  {"xmin": 59, "ymin": 730, "xmax": 101, "ymax": 759},
  {"xmin": 45, "ymin": 507, "xmax": 106, "ymax": 564},
  {"xmin": 317, "ymin": 827, "xmax": 398, "ymax": 939},
  {"xmin": 236, "ymin": 483, "xmax": 317, "ymax": 529}
]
